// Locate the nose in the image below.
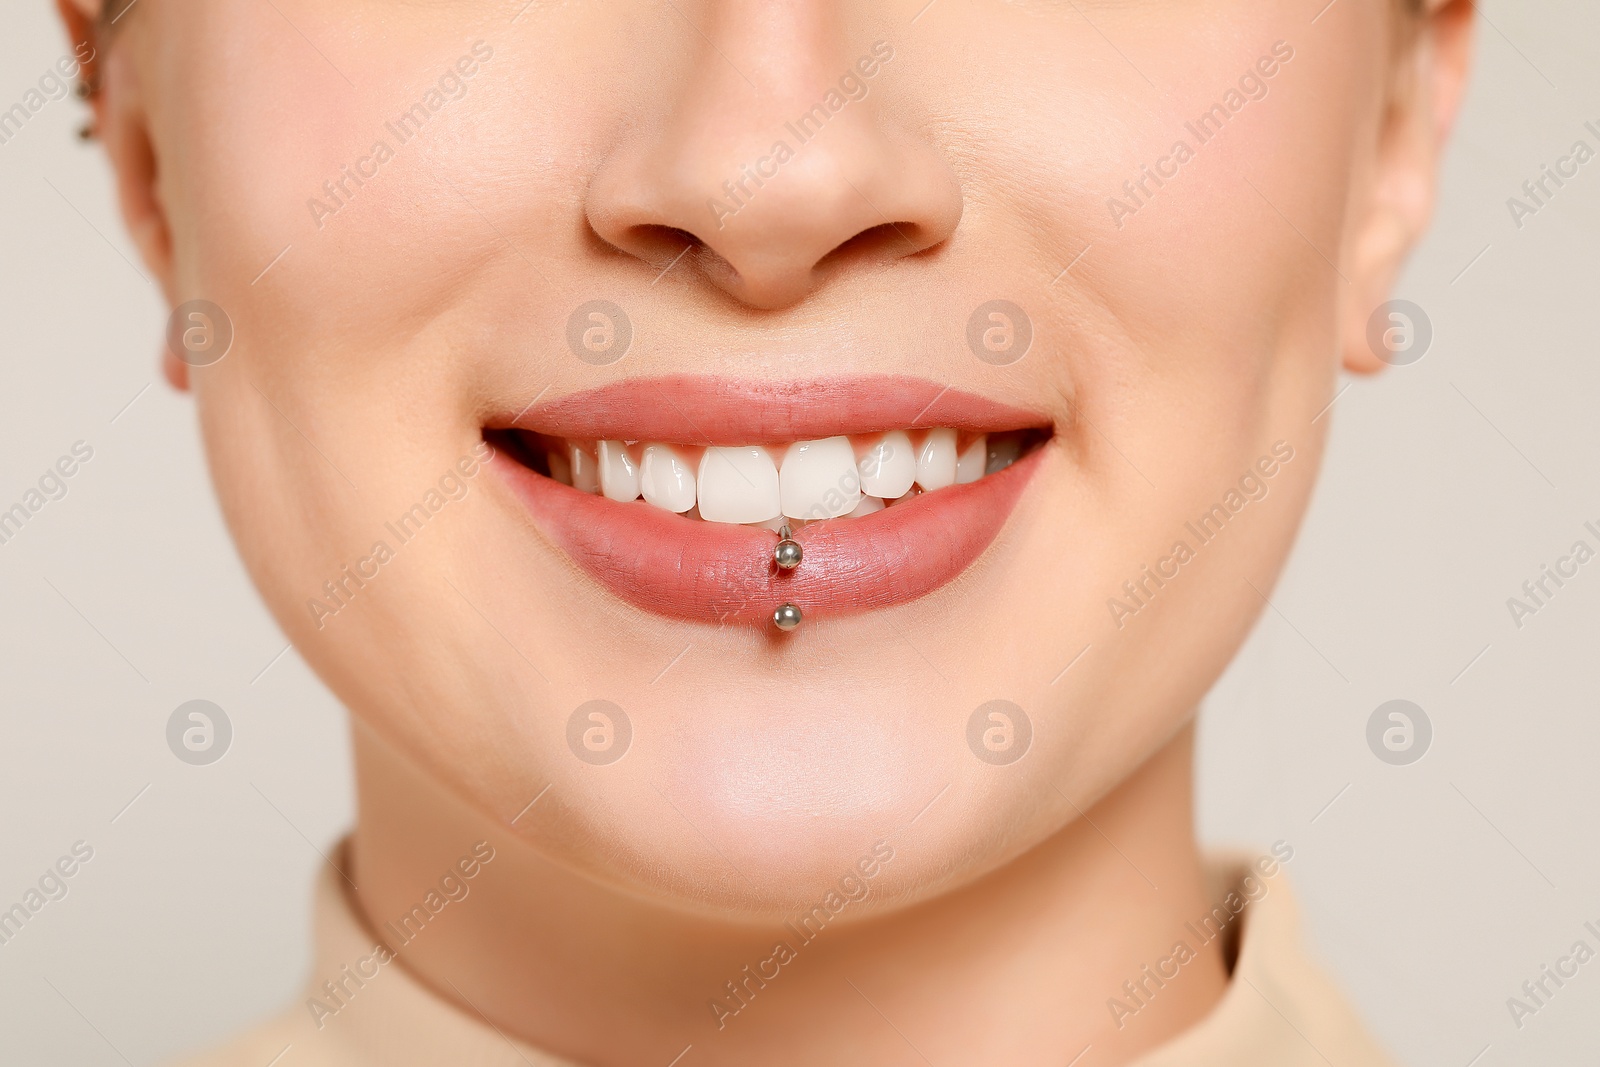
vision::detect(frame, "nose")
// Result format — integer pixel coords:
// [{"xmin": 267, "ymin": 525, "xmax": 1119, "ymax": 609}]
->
[{"xmin": 585, "ymin": 6, "xmax": 962, "ymax": 311}]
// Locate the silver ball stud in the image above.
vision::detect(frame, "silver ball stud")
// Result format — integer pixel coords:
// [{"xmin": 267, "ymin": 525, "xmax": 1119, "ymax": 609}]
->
[
  {"xmin": 773, "ymin": 537, "xmax": 803, "ymax": 570},
  {"xmin": 773, "ymin": 603, "xmax": 802, "ymax": 632}
]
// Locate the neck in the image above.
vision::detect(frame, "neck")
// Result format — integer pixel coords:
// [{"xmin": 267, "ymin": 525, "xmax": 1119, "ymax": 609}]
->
[{"xmin": 346, "ymin": 718, "xmax": 1225, "ymax": 1066}]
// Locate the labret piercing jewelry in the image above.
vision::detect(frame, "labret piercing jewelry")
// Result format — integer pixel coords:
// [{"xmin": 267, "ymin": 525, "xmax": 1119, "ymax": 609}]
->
[
  {"xmin": 773, "ymin": 524, "xmax": 803, "ymax": 571},
  {"xmin": 772, "ymin": 524, "xmax": 803, "ymax": 632}
]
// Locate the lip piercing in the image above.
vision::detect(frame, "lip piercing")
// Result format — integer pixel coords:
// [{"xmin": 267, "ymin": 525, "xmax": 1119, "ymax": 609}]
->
[
  {"xmin": 770, "ymin": 526, "xmax": 803, "ymax": 632},
  {"xmin": 773, "ymin": 524, "xmax": 803, "ymax": 571}
]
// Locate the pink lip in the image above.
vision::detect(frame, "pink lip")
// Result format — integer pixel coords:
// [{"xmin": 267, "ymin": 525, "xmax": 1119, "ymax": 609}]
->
[
  {"xmin": 491, "ymin": 377, "xmax": 1049, "ymax": 625},
  {"xmin": 510, "ymin": 375, "xmax": 1045, "ymax": 445}
]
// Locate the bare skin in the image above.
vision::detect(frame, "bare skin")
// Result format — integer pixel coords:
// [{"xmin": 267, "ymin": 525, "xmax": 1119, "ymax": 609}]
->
[
  {"xmin": 351, "ymin": 719, "xmax": 1217, "ymax": 1064},
  {"xmin": 56, "ymin": 0, "xmax": 1474, "ymax": 1062}
]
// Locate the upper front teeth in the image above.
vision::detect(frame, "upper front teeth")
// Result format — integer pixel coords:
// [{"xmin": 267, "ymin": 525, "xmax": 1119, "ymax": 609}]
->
[
  {"xmin": 598, "ymin": 439, "xmax": 641, "ymax": 503},
  {"xmin": 859, "ymin": 430, "xmax": 915, "ymax": 499},
  {"xmin": 640, "ymin": 444, "xmax": 697, "ymax": 513},
  {"xmin": 779, "ymin": 436, "xmax": 860, "ymax": 520},
  {"xmin": 915, "ymin": 427, "xmax": 958, "ymax": 491},
  {"xmin": 697, "ymin": 445, "xmax": 781, "ymax": 524},
  {"xmin": 546, "ymin": 428, "xmax": 1030, "ymax": 525}
]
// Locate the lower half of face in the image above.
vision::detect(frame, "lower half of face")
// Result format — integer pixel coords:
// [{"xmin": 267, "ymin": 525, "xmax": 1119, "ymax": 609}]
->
[{"xmin": 154, "ymin": 0, "xmax": 1387, "ymax": 916}]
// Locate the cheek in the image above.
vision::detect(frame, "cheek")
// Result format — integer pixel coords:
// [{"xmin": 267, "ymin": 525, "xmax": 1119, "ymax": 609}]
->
[
  {"xmin": 896, "ymin": 3, "xmax": 1379, "ymax": 807},
  {"xmin": 952, "ymin": 4, "xmax": 1376, "ymax": 375},
  {"xmin": 970, "ymin": 6, "xmax": 1375, "ymax": 505},
  {"xmin": 160, "ymin": 4, "xmax": 607, "ymax": 360},
  {"xmin": 164, "ymin": 4, "xmax": 607, "ymax": 626}
]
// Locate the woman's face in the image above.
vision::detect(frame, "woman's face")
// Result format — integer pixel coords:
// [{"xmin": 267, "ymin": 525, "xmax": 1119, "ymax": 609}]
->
[{"xmin": 102, "ymin": 0, "xmax": 1428, "ymax": 913}]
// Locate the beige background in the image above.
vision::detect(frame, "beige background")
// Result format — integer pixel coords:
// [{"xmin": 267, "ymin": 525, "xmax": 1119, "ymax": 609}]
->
[{"xmin": 2, "ymin": 2, "xmax": 1597, "ymax": 1064}]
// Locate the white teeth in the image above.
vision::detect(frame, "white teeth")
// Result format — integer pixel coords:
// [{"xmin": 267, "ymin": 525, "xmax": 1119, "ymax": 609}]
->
[
  {"xmin": 544, "ymin": 426, "xmax": 1035, "ymax": 522},
  {"xmin": 858, "ymin": 430, "xmax": 916, "ymax": 500},
  {"xmin": 956, "ymin": 434, "xmax": 987, "ymax": 484},
  {"xmin": 640, "ymin": 444, "xmax": 697, "ymax": 513},
  {"xmin": 986, "ymin": 433, "xmax": 1023, "ymax": 475},
  {"xmin": 598, "ymin": 440, "xmax": 640, "ymax": 502},
  {"xmin": 780, "ymin": 436, "xmax": 861, "ymax": 520},
  {"xmin": 915, "ymin": 428, "xmax": 958, "ymax": 491},
  {"xmin": 569, "ymin": 443, "xmax": 600, "ymax": 494},
  {"xmin": 697, "ymin": 446, "xmax": 781, "ymax": 524}
]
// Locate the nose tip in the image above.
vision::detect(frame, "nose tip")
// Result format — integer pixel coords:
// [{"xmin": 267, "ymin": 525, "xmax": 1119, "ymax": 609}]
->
[
  {"xmin": 585, "ymin": 39, "xmax": 962, "ymax": 311},
  {"xmin": 590, "ymin": 134, "xmax": 961, "ymax": 310}
]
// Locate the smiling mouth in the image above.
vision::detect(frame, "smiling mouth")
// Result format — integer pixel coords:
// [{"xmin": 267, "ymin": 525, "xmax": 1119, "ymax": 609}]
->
[{"xmin": 489, "ymin": 376, "xmax": 1052, "ymax": 628}]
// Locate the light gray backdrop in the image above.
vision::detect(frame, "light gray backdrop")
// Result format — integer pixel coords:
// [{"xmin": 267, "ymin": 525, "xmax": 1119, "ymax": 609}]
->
[{"xmin": 2, "ymin": 2, "xmax": 1596, "ymax": 1064}]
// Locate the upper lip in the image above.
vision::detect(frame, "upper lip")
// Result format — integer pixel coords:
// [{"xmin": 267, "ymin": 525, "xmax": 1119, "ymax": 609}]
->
[{"xmin": 493, "ymin": 375, "xmax": 1051, "ymax": 444}]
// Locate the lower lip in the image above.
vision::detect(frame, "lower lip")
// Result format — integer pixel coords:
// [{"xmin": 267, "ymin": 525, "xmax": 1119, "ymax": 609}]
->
[{"xmin": 494, "ymin": 448, "xmax": 1044, "ymax": 625}]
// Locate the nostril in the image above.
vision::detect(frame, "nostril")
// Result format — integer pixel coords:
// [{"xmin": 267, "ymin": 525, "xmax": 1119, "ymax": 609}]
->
[
  {"xmin": 651, "ymin": 225, "xmax": 702, "ymax": 251},
  {"xmin": 817, "ymin": 222, "xmax": 933, "ymax": 271},
  {"xmin": 610, "ymin": 222, "xmax": 754, "ymax": 293},
  {"xmin": 613, "ymin": 224, "xmax": 702, "ymax": 265}
]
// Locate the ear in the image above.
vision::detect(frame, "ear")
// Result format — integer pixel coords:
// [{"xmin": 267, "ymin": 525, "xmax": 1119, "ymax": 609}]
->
[
  {"xmin": 55, "ymin": 0, "xmax": 188, "ymax": 389},
  {"xmin": 1342, "ymin": 0, "xmax": 1475, "ymax": 375}
]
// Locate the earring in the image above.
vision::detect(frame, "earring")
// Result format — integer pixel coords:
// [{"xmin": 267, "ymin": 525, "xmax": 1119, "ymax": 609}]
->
[{"xmin": 75, "ymin": 78, "xmax": 99, "ymax": 142}]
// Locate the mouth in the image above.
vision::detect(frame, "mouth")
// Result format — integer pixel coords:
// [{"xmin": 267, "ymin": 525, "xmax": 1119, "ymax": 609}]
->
[{"xmin": 489, "ymin": 376, "xmax": 1051, "ymax": 629}]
